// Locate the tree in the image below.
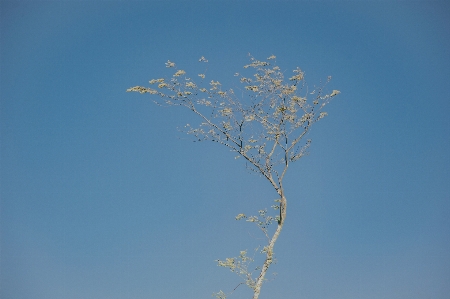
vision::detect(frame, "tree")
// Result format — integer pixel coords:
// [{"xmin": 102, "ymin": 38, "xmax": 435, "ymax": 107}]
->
[{"xmin": 127, "ymin": 54, "xmax": 339, "ymax": 299}]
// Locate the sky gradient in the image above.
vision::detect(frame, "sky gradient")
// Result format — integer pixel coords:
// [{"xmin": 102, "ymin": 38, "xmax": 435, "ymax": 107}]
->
[{"xmin": 1, "ymin": 1, "xmax": 449, "ymax": 299}]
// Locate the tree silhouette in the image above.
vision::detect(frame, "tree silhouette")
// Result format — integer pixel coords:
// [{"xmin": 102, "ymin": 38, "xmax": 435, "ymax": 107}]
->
[{"xmin": 127, "ymin": 54, "xmax": 340, "ymax": 299}]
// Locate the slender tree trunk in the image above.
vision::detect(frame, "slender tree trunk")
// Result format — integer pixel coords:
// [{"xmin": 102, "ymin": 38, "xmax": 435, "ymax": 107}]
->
[{"xmin": 252, "ymin": 196, "xmax": 287, "ymax": 299}]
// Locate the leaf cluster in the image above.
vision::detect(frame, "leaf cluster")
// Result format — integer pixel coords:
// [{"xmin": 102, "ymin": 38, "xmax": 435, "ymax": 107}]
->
[{"xmin": 127, "ymin": 55, "xmax": 339, "ymax": 192}]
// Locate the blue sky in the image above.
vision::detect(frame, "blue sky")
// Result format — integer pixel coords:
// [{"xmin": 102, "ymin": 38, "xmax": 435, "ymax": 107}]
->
[{"xmin": 1, "ymin": 1, "xmax": 449, "ymax": 299}]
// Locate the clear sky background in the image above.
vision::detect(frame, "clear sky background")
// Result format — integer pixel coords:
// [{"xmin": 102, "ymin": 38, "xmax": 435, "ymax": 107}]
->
[{"xmin": 1, "ymin": 1, "xmax": 449, "ymax": 299}]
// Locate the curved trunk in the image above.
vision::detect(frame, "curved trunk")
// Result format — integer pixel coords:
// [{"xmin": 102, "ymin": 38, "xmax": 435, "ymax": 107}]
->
[{"xmin": 252, "ymin": 195, "xmax": 287, "ymax": 299}]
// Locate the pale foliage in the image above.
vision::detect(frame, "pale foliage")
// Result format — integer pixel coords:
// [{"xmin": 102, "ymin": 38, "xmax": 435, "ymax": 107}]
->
[{"xmin": 127, "ymin": 54, "xmax": 339, "ymax": 299}]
